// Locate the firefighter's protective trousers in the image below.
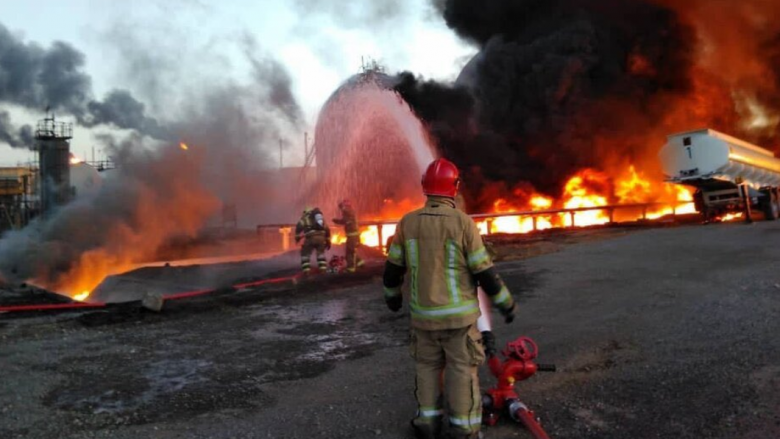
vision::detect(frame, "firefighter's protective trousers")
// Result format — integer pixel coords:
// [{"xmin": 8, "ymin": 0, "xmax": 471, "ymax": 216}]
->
[
  {"xmin": 345, "ymin": 235, "xmax": 364, "ymax": 271},
  {"xmin": 301, "ymin": 234, "xmax": 328, "ymax": 272},
  {"xmin": 410, "ymin": 325, "xmax": 485, "ymax": 435},
  {"xmin": 334, "ymin": 206, "xmax": 363, "ymax": 271}
]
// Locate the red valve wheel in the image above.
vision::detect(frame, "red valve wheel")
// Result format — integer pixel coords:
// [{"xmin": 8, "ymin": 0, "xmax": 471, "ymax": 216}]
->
[{"xmin": 503, "ymin": 336, "xmax": 538, "ymax": 361}]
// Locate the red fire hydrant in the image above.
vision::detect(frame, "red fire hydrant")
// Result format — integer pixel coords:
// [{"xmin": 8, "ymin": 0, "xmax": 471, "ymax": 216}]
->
[
  {"xmin": 483, "ymin": 336, "xmax": 556, "ymax": 439},
  {"xmin": 326, "ymin": 255, "xmax": 346, "ymax": 273}
]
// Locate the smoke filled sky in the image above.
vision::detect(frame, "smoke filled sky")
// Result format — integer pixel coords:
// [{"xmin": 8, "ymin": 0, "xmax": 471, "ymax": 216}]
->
[{"xmin": 0, "ymin": 0, "xmax": 474, "ymax": 164}]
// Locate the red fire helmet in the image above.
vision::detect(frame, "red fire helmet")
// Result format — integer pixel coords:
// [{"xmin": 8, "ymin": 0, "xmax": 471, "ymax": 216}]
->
[{"xmin": 422, "ymin": 158, "xmax": 460, "ymax": 198}]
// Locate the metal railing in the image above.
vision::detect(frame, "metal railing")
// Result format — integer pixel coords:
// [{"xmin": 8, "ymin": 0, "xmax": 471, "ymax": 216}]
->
[
  {"xmin": 35, "ymin": 119, "xmax": 73, "ymax": 140},
  {"xmin": 257, "ymin": 202, "xmax": 697, "ymax": 251},
  {"xmin": 469, "ymin": 201, "xmax": 694, "ymax": 231}
]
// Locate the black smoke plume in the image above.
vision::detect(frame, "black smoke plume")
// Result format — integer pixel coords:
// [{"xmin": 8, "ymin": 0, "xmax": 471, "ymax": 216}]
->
[
  {"xmin": 241, "ymin": 33, "xmax": 304, "ymax": 128},
  {"xmin": 0, "ymin": 111, "xmax": 33, "ymax": 148},
  {"xmin": 398, "ymin": 0, "xmax": 701, "ymax": 209},
  {"xmin": 0, "ymin": 21, "xmax": 170, "ymax": 146},
  {"xmin": 0, "ymin": 22, "xmax": 304, "ymax": 298},
  {"xmin": 84, "ymin": 90, "xmax": 172, "ymax": 139}
]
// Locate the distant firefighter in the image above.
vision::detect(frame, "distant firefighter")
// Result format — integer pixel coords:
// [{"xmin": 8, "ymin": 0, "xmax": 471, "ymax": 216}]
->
[
  {"xmin": 333, "ymin": 199, "xmax": 365, "ymax": 273},
  {"xmin": 295, "ymin": 206, "xmax": 331, "ymax": 273}
]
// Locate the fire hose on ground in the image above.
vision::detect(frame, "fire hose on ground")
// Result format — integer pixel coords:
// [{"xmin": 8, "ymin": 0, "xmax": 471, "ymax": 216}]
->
[
  {"xmin": 482, "ymin": 336, "xmax": 556, "ymax": 439},
  {"xmin": 0, "ymin": 274, "xmax": 300, "ymax": 313}
]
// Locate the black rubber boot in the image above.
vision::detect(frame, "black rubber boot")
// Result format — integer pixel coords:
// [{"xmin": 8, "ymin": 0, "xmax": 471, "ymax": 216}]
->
[
  {"xmin": 411, "ymin": 420, "xmax": 442, "ymax": 439},
  {"xmin": 447, "ymin": 430, "xmax": 483, "ymax": 439}
]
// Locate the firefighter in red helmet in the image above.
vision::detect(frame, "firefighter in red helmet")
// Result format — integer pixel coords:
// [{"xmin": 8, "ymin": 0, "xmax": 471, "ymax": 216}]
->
[
  {"xmin": 382, "ymin": 158, "xmax": 517, "ymax": 439},
  {"xmin": 333, "ymin": 199, "xmax": 365, "ymax": 272}
]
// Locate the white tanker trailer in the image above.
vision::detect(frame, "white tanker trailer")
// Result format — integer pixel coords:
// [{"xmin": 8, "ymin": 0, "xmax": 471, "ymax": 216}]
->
[{"xmin": 659, "ymin": 128, "xmax": 780, "ymax": 221}]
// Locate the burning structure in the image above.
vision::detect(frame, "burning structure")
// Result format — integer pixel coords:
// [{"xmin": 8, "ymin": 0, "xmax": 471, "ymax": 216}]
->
[
  {"xmin": 4, "ymin": 0, "xmax": 780, "ymax": 301},
  {"xmin": 0, "ymin": 21, "xmax": 307, "ymax": 300},
  {"xmin": 395, "ymin": 0, "xmax": 780, "ymax": 211},
  {"xmin": 295, "ymin": 0, "xmax": 780, "ymax": 243},
  {"xmin": 332, "ymin": 0, "xmax": 776, "ymax": 235}
]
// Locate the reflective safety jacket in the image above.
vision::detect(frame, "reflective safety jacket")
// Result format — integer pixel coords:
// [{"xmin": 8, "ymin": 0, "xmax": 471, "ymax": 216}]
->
[
  {"xmin": 385, "ymin": 197, "xmax": 511, "ymax": 330},
  {"xmin": 333, "ymin": 206, "xmax": 360, "ymax": 237},
  {"xmin": 295, "ymin": 208, "xmax": 331, "ymax": 241}
]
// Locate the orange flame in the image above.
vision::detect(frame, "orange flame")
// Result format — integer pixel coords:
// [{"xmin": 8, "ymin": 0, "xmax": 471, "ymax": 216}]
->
[
  {"xmin": 470, "ymin": 164, "xmax": 698, "ymax": 235},
  {"xmin": 331, "ymin": 224, "xmax": 398, "ymax": 251},
  {"xmin": 530, "ymin": 196, "xmax": 553, "ymax": 210},
  {"xmin": 341, "ymin": 162, "xmax": 701, "ymax": 254},
  {"xmin": 43, "ymin": 144, "xmax": 221, "ymax": 300},
  {"xmin": 615, "ymin": 165, "xmax": 651, "ymax": 203},
  {"xmin": 73, "ymin": 291, "xmax": 90, "ymax": 302},
  {"xmin": 718, "ymin": 212, "xmax": 743, "ymax": 222},
  {"xmin": 180, "ymin": 142, "xmax": 189, "ymax": 151},
  {"xmin": 52, "ymin": 248, "xmax": 137, "ymax": 299},
  {"xmin": 562, "ymin": 169, "xmax": 610, "ymax": 227},
  {"xmin": 376, "ymin": 198, "xmax": 419, "ymax": 220}
]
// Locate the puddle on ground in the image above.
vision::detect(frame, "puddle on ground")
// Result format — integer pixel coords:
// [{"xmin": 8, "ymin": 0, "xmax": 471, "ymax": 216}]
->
[{"xmin": 50, "ymin": 357, "xmax": 211, "ymax": 415}]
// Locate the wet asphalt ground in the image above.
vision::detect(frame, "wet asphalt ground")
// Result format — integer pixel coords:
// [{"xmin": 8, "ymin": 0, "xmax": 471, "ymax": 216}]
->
[{"xmin": 1, "ymin": 221, "xmax": 779, "ymax": 439}]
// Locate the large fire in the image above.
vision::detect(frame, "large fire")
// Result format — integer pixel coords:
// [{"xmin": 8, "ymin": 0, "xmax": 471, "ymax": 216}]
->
[
  {"xmin": 48, "ymin": 249, "xmax": 138, "ymax": 302},
  {"xmin": 331, "ymin": 197, "xmax": 411, "ymax": 248},
  {"xmin": 18, "ymin": 141, "xmax": 221, "ymax": 303},
  {"xmin": 330, "ymin": 163, "xmax": 699, "ymax": 249},
  {"xmin": 12, "ymin": 0, "xmax": 779, "ymax": 307},
  {"xmin": 470, "ymin": 165, "xmax": 695, "ymax": 235}
]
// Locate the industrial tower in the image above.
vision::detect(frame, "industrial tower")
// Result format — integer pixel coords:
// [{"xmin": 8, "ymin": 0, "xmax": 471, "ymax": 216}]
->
[{"xmin": 35, "ymin": 114, "xmax": 73, "ymax": 215}]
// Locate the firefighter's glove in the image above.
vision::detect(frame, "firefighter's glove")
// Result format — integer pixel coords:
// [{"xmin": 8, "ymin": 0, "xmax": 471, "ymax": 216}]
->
[
  {"xmin": 481, "ymin": 330, "xmax": 497, "ymax": 358},
  {"xmin": 295, "ymin": 236, "xmax": 302, "ymax": 244},
  {"xmin": 499, "ymin": 302, "xmax": 517, "ymax": 324},
  {"xmin": 386, "ymin": 295, "xmax": 402, "ymax": 312}
]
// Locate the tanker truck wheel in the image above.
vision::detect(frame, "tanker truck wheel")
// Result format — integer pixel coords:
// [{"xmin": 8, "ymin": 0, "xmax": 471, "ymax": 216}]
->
[
  {"xmin": 694, "ymin": 191, "xmax": 711, "ymax": 223},
  {"xmin": 699, "ymin": 207, "xmax": 715, "ymax": 224},
  {"xmin": 775, "ymin": 189, "xmax": 780, "ymax": 217},
  {"xmin": 761, "ymin": 189, "xmax": 779, "ymax": 221}
]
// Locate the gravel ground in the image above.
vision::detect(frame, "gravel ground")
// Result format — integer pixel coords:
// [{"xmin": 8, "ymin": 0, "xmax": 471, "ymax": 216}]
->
[{"xmin": 1, "ymin": 221, "xmax": 779, "ymax": 438}]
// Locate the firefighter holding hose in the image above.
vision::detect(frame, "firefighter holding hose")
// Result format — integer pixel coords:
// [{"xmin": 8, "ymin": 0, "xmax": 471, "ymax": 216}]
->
[
  {"xmin": 382, "ymin": 158, "xmax": 517, "ymax": 439},
  {"xmin": 333, "ymin": 199, "xmax": 365, "ymax": 273},
  {"xmin": 295, "ymin": 206, "xmax": 331, "ymax": 273}
]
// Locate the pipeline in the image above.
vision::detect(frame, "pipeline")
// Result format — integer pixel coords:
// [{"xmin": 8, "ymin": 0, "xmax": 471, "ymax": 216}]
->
[
  {"xmin": 0, "ymin": 302, "xmax": 106, "ymax": 312},
  {"xmin": 0, "ymin": 274, "xmax": 300, "ymax": 314}
]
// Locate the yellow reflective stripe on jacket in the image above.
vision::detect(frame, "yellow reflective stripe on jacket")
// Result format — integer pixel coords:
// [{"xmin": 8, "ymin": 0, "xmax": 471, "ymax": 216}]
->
[
  {"xmin": 445, "ymin": 239, "xmax": 461, "ymax": 305},
  {"xmin": 492, "ymin": 285, "xmax": 512, "ymax": 307},
  {"xmin": 346, "ymin": 231, "xmax": 361, "ymax": 237},
  {"xmin": 383, "ymin": 286, "xmax": 401, "ymax": 299},
  {"xmin": 467, "ymin": 246, "xmax": 490, "ymax": 271},
  {"xmin": 410, "ymin": 300, "xmax": 479, "ymax": 320},
  {"xmin": 388, "ymin": 242, "xmax": 404, "ymax": 266},
  {"xmin": 407, "ymin": 239, "xmax": 419, "ymax": 304}
]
